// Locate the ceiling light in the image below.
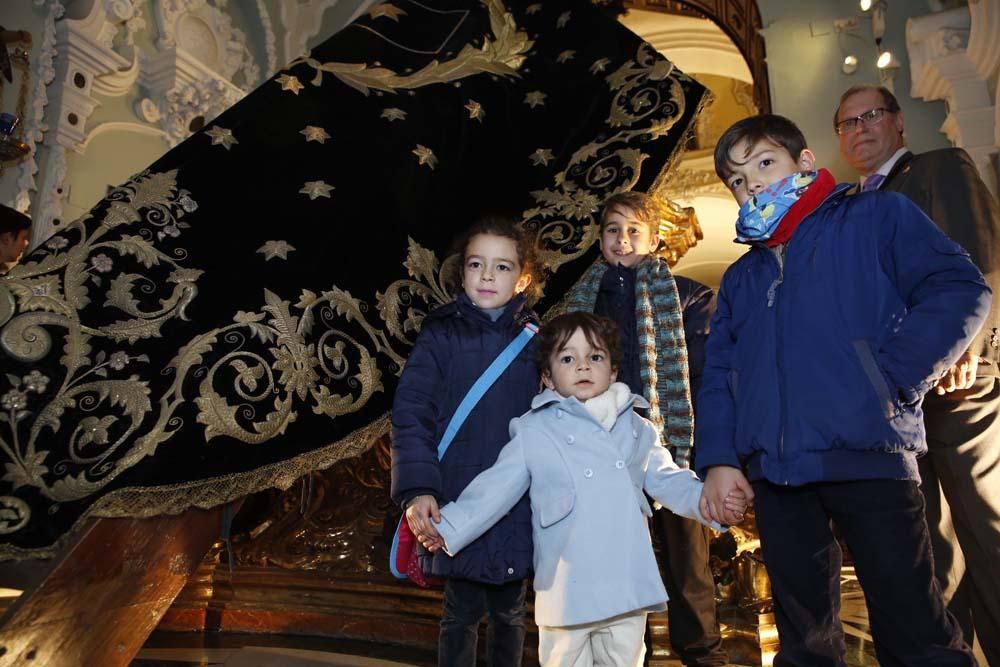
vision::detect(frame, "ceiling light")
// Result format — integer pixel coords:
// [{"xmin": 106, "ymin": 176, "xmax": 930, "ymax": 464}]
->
[{"xmin": 876, "ymin": 50, "xmax": 899, "ymax": 69}]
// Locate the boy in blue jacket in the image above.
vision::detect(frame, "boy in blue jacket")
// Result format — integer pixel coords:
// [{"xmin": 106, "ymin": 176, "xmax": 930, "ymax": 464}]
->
[{"xmin": 697, "ymin": 114, "xmax": 989, "ymax": 666}]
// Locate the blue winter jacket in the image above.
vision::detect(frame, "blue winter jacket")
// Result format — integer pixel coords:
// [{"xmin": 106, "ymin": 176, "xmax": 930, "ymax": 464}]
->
[
  {"xmin": 390, "ymin": 292, "xmax": 538, "ymax": 584},
  {"xmin": 696, "ymin": 186, "xmax": 992, "ymax": 486}
]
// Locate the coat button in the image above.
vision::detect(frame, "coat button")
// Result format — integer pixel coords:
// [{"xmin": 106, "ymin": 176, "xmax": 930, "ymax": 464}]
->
[
  {"xmin": 632, "ymin": 429, "xmax": 638, "ymax": 438},
  {"xmin": 566, "ymin": 434, "xmax": 575, "ymax": 444},
  {"xmin": 615, "ymin": 460, "xmax": 625, "ymax": 469},
  {"xmin": 556, "ymin": 410, "xmax": 563, "ymax": 419},
  {"xmin": 584, "ymin": 468, "xmax": 593, "ymax": 478},
  {"xmin": 507, "ymin": 567, "xmax": 514, "ymax": 575}
]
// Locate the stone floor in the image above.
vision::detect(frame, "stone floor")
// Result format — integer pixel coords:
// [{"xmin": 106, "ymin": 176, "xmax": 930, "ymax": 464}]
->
[{"xmin": 131, "ymin": 629, "xmax": 880, "ymax": 666}]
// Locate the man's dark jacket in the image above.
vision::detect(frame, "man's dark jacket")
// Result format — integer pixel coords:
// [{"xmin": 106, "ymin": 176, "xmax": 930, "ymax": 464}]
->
[{"xmin": 880, "ymin": 148, "xmax": 1000, "ymax": 374}]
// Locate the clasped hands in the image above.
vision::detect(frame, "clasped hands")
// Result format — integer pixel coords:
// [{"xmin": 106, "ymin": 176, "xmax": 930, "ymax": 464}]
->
[
  {"xmin": 406, "ymin": 494, "xmax": 446, "ymax": 552},
  {"xmin": 408, "ymin": 469, "xmax": 754, "ymax": 555},
  {"xmin": 701, "ymin": 466, "xmax": 754, "ymax": 526}
]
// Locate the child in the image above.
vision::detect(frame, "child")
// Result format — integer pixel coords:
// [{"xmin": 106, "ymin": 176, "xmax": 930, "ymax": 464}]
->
[
  {"xmin": 0, "ymin": 204, "xmax": 31, "ymax": 276},
  {"xmin": 697, "ymin": 114, "xmax": 989, "ymax": 666},
  {"xmin": 419, "ymin": 312, "xmax": 746, "ymax": 666},
  {"xmin": 390, "ymin": 215, "xmax": 540, "ymax": 667},
  {"xmin": 566, "ymin": 191, "xmax": 732, "ymax": 666}
]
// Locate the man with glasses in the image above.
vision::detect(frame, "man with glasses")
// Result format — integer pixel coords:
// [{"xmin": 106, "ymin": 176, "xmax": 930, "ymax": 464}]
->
[{"xmin": 835, "ymin": 84, "xmax": 1000, "ymax": 667}]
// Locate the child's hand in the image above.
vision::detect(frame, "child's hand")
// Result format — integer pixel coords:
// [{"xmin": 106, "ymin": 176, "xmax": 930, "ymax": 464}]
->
[
  {"xmin": 419, "ymin": 532, "xmax": 446, "ymax": 552},
  {"xmin": 405, "ymin": 494, "xmax": 441, "ymax": 539},
  {"xmin": 700, "ymin": 466, "xmax": 754, "ymax": 525},
  {"xmin": 722, "ymin": 488, "xmax": 750, "ymax": 525}
]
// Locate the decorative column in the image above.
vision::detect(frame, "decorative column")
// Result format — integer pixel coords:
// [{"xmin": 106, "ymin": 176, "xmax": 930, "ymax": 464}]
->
[{"xmin": 907, "ymin": 0, "xmax": 1000, "ymax": 195}]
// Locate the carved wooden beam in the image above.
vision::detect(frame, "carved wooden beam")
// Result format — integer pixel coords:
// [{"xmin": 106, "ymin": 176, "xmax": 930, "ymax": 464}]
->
[{"xmin": 0, "ymin": 509, "xmax": 223, "ymax": 666}]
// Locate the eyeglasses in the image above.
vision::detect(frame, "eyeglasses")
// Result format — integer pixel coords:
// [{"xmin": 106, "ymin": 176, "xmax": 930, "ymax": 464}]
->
[{"xmin": 835, "ymin": 107, "xmax": 891, "ymax": 135}]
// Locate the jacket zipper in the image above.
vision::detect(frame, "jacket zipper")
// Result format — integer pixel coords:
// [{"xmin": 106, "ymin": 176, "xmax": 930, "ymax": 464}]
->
[
  {"xmin": 760, "ymin": 187, "xmax": 849, "ymax": 482},
  {"xmin": 771, "ymin": 245, "xmax": 788, "ymax": 477}
]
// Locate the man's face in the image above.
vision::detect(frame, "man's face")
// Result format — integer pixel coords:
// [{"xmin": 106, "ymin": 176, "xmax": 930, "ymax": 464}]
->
[
  {"xmin": 0, "ymin": 229, "xmax": 29, "ymax": 265},
  {"xmin": 599, "ymin": 206, "xmax": 660, "ymax": 269},
  {"xmin": 836, "ymin": 89, "xmax": 905, "ymax": 176},
  {"xmin": 723, "ymin": 138, "xmax": 815, "ymax": 206}
]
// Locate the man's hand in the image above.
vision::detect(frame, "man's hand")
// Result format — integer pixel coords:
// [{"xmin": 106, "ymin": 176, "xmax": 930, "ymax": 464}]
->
[
  {"xmin": 700, "ymin": 466, "xmax": 754, "ymax": 525},
  {"xmin": 934, "ymin": 350, "xmax": 989, "ymax": 395},
  {"xmin": 405, "ymin": 494, "xmax": 441, "ymax": 539}
]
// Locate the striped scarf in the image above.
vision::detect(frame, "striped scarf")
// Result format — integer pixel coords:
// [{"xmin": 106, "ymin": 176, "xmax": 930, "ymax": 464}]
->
[{"xmin": 566, "ymin": 256, "xmax": 694, "ymax": 466}]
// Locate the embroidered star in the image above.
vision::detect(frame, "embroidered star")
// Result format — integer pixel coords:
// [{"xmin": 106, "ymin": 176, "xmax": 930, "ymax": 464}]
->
[
  {"xmin": 204, "ymin": 126, "xmax": 237, "ymax": 150},
  {"xmin": 276, "ymin": 74, "xmax": 304, "ymax": 95},
  {"xmin": 526, "ymin": 3, "xmax": 542, "ymax": 14},
  {"xmin": 300, "ymin": 126, "xmax": 331, "ymax": 143},
  {"xmin": 557, "ymin": 11, "xmax": 571, "ymax": 28},
  {"xmin": 257, "ymin": 240, "xmax": 295, "ymax": 261},
  {"xmin": 524, "ymin": 91, "xmax": 547, "ymax": 108},
  {"xmin": 529, "ymin": 148, "xmax": 555, "ymax": 166},
  {"xmin": 300, "ymin": 180, "xmax": 334, "ymax": 200},
  {"xmin": 381, "ymin": 107, "xmax": 407, "ymax": 121},
  {"xmin": 368, "ymin": 3, "xmax": 406, "ymax": 20},
  {"xmin": 590, "ymin": 58, "xmax": 611, "ymax": 74},
  {"xmin": 464, "ymin": 99, "xmax": 485, "ymax": 122},
  {"xmin": 556, "ymin": 50, "xmax": 576, "ymax": 64},
  {"xmin": 412, "ymin": 145, "xmax": 438, "ymax": 169}
]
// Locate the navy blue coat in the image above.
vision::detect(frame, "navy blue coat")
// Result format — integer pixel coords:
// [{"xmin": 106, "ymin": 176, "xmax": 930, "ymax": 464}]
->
[
  {"xmin": 696, "ymin": 186, "xmax": 991, "ymax": 486},
  {"xmin": 390, "ymin": 292, "xmax": 538, "ymax": 583}
]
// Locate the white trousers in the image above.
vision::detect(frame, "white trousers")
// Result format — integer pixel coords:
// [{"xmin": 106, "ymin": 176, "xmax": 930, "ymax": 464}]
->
[{"xmin": 537, "ymin": 611, "xmax": 647, "ymax": 667}]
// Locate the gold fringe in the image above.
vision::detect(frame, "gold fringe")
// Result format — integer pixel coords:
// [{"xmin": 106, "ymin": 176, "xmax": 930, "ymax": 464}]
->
[{"xmin": 0, "ymin": 414, "xmax": 391, "ymax": 561}]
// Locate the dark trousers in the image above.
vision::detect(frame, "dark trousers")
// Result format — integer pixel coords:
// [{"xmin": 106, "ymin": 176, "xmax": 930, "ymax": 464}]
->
[
  {"xmin": 439, "ymin": 577, "xmax": 527, "ymax": 667},
  {"xmin": 753, "ymin": 479, "xmax": 976, "ymax": 667},
  {"xmin": 654, "ymin": 509, "xmax": 727, "ymax": 666},
  {"xmin": 922, "ymin": 376, "xmax": 1000, "ymax": 667}
]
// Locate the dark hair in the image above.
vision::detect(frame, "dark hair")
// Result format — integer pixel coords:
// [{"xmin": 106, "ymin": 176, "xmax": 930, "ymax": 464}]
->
[
  {"xmin": 536, "ymin": 311, "xmax": 622, "ymax": 373},
  {"xmin": 599, "ymin": 191, "xmax": 662, "ymax": 237},
  {"xmin": 450, "ymin": 214, "xmax": 537, "ymax": 298},
  {"xmin": 714, "ymin": 114, "xmax": 808, "ymax": 182},
  {"xmin": 833, "ymin": 85, "xmax": 901, "ymax": 129},
  {"xmin": 0, "ymin": 204, "xmax": 31, "ymax": 236}
]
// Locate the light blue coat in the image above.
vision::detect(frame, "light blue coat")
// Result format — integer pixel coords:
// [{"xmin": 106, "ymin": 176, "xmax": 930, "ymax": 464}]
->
[{"xmin": 436, "ymin": 388, "xmax": 719, "ymax": 627}]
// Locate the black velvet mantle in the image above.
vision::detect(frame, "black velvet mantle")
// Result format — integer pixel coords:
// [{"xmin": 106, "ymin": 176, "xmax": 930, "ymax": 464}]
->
[{"xmin": 0, "ymin": 0, "xmax": 706, "ymax": 558}]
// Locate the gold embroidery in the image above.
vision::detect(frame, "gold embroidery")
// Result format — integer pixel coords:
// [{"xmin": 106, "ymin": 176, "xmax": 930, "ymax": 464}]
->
[
  {"xmin": 289, "ymin": 0, "xmax": 532, "ymax": 96},
  {"xmin": 521, "ymin": 44, "xmax": 694, "ymax": 274}
]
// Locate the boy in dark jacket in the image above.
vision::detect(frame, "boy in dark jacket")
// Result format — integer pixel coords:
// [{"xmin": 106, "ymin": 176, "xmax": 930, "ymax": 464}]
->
[
  {"xmin": 566, "ymin": 192, "xmax": 730, "ymax": 666},
  {"xmin": 698, "ymin": 114, "xmax": 989, "ymax": 666}
]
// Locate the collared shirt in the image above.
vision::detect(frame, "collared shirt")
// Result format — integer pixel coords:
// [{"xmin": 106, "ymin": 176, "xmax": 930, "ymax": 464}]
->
[{"xmin": 860, "ymin": 146, "xmax": 909, "ymax": 190}]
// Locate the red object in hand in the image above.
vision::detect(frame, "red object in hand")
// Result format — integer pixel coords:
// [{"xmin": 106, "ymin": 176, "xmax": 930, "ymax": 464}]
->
[{"xmin": 392, "ymin": 519, "xmax": 442, "ymax": 589}]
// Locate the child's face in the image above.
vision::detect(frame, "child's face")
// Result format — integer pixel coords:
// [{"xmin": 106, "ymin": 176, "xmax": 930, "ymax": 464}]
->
[
  {"xmin": 542, "ymin": 327, "xmax": 618, "ymax": 401},
  {"xmin": 723, "ymin": 138, "xmax": 816, "ymax": 206},
  {"xmin": 0, "ymin": 229, "xmax": 29, "ymax": 265},
  {"xmin": 462, "ymin": 233, "xmax": 531, "ymax": 310},
  {"xmin": 599, "ymin": 205, "xmax": 660, "ymax": 269}
]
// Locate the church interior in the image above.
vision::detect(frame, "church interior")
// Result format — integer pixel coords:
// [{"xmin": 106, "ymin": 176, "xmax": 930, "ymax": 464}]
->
[{"xmin": 0, "ymin": 0, "xmax": 996, "ymax": 665}]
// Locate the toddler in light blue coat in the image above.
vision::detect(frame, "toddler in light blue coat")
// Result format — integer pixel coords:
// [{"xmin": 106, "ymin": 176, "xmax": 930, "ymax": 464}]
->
[{"xmin": 418, "ymin": 312, "xmax": 747, "ymax": 666}]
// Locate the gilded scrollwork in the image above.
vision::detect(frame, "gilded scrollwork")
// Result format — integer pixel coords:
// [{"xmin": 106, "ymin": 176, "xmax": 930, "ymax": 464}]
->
[
  {"xmin": 288, "ymin": 0, "xmax": 532, "ymax": 96},
  {"xmin": 0, "ymin": 2, "xmax": 705, "ymax": 559},
  {"xmin": 521, "ymin": 43, "xmax": 691, "ymax": 273},
  {"xmin": 376, "ymin": 237, "xmax": 460, "ymax": 348}
]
